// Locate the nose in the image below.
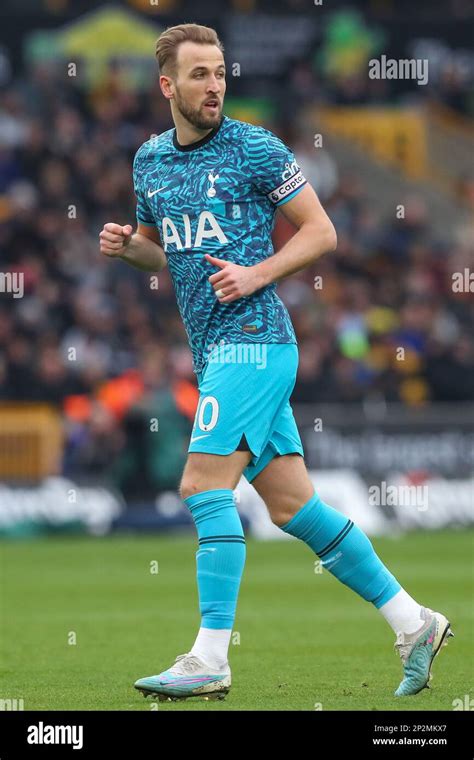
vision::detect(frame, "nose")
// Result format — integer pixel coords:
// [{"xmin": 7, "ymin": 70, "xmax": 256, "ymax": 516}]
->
[{"xmin": 206, "ymin": 75, "xmax": 221, "ymax": 92}]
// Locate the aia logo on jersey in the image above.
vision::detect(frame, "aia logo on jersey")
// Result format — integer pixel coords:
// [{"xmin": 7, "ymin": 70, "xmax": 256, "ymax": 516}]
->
[{"xmin": 162, "ymin": 211, "xmax": 228, "ymax": 252}]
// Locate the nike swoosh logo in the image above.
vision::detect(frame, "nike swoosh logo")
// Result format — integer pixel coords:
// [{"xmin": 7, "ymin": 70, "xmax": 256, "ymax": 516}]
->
[
  {"xmin": 147, "ymin": 186, "xmax": 167, "ymax": 198},
  {"xmin": 190, "ymin": 434, "xmax": 210, "ymax": 443},
  {"xmin": 321, "ymin": 552, "xmax": 342, "ymax": 567}
]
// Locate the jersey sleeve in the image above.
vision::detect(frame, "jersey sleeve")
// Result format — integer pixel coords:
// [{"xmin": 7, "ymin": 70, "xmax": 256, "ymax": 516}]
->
[
  {"xmin": 247, "ymin": 127, "xmax": 307, "ymax": 207},
  {"xmin": 133, "ymin": 147, "xmax": 155, "ymax": 226}
]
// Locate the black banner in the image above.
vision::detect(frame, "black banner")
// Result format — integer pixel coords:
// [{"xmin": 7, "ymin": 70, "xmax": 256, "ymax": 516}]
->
[{"xmin": 0, "ymin": 709, "xmax": 472, "ymax": 757}]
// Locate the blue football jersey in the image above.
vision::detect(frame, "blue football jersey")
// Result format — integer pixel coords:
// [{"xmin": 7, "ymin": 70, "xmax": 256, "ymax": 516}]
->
[{"xmin": 132, "ymin": 115, "xmax": 307, "ymax": 374}]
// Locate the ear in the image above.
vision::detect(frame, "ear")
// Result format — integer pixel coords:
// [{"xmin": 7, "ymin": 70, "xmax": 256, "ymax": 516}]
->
[{"xmin": 159, "ymin": 75, "xmax": 173, "ymax": 100}]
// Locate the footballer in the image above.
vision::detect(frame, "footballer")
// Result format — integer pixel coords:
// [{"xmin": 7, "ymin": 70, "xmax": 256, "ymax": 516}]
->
[{"xmin": 99, "ymin": 23, "xmax": 453, "ymax": 702}]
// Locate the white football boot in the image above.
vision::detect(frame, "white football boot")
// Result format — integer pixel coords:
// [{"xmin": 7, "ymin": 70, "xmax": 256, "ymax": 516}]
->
[{"xmin": 134, "ymin": 652, "xmax": 231, "ymax": 701}]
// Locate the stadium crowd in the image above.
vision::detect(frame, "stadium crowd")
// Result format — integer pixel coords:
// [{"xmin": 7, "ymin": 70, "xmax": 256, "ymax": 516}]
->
[{"xmin": 0, "ymin": 49, "xmax": 473, "ymax": 491}]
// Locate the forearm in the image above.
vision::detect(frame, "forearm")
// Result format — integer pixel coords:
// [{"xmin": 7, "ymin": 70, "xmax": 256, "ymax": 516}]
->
[
  {"xmin": 253, "ymin": 222, "xmax": 337, "ymax": 288},
  {"xmin": 119, "ymin": 232, "xmax": 167, "ymax": 272}
]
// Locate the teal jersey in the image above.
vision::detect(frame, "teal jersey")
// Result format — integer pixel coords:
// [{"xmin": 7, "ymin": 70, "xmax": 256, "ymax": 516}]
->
[{"xmin": 133, "ymin": 115, "xmax": 307, "ymax": 374}]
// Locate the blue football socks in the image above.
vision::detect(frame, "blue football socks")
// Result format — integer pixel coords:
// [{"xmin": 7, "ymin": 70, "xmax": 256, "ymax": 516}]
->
[
  {"xmin": 184, "ymin": 488, "xmax": 246, "ymax": 629},
  {"xmin": 281, "ymin": 492, "xmax": 401, "ymax": 608}
]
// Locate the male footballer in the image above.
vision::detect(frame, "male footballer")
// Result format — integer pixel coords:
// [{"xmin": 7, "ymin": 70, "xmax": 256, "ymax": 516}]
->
[{"xmin": 99, "ymin": 23, "xmax": 453, "ymax": 702}]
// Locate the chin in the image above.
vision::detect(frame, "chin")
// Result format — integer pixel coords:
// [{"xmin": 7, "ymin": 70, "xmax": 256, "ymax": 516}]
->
[{"xmin": 198, "ymin": 110, "xmax": 222, "ymax": 129}]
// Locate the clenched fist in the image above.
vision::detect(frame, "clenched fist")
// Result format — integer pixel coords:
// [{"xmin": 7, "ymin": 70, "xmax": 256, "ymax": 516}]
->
[{"xmin": 99, "ymin": 223, "xmax": 133, "ymax": 257}]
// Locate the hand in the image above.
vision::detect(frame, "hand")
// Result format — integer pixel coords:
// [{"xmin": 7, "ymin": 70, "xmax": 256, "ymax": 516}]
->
[
  {"xmin": 205, "ymin": 254, "xmax": 265, "ymax": 304},
  {"xmin": 99, "ymin": 223, "xmax": 133, "ymax": 258}
]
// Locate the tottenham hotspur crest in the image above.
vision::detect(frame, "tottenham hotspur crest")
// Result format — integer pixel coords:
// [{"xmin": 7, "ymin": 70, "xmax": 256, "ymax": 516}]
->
[{"xmin": 207, "ymin": 170, "xmax": 219, "ymax": 197}]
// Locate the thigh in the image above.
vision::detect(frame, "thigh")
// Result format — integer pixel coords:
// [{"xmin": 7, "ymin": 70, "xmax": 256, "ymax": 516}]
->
[
  {"xmin": 180, "ymin": 450, "xmax": 252, "ymax": 498},
  {"xmin": 251, "ymin": 453, "xmax": 315, "ymax": 526}
]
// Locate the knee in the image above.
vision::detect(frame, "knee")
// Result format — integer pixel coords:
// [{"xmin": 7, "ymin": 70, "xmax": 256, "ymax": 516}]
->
[
  {"xmin": 179, "ymin": 478, "xmax": 202, "ymax": 502},
  {"xmin": 267, "ymin": 504, "xmax": 299, "ymax": 529},
  {"xmin": 271, "ymin": 515, "xmax": 288, "ymax": 528}
]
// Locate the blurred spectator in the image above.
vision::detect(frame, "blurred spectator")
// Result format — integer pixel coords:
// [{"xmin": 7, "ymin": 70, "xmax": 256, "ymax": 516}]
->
[{"xmin": 0, "ymin": 34, "xmax": 472, "ymax": 489}]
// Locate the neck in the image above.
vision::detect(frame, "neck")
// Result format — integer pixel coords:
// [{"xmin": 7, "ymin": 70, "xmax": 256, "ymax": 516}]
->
[{"xmin": 175, "ymin": 122, "xmax": 213, "ymax": 146}]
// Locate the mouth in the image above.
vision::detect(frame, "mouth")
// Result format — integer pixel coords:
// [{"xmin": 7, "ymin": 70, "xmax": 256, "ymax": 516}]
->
[{"xmin": 203, "ymin": 100, "xmax": 219, "ymax": 111}]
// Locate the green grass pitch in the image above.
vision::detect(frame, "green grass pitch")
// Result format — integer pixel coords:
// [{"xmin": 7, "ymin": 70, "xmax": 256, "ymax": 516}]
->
[{"xmin": 1, "ymin": 529, "xmax": 472, "ymax": 710}]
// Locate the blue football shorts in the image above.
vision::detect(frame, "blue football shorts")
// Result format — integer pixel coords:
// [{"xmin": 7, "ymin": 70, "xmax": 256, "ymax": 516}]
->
[{"xmin": 188, "ymin": 343, "xmax": 304, "ymax": 482}]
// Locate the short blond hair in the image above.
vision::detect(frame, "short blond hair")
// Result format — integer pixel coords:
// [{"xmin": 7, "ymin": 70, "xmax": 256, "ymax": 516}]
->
[{"xmin": 156, "ymin": 23, "xmax": 225, "ymax": 79}]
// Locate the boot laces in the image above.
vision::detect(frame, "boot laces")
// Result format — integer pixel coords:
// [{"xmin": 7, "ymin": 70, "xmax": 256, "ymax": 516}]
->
[{"xmin": 172, "ymin": 653, "xmax": 204, "ymax": 674}]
